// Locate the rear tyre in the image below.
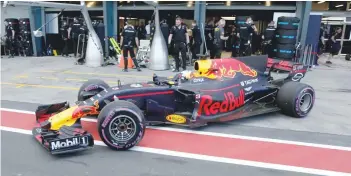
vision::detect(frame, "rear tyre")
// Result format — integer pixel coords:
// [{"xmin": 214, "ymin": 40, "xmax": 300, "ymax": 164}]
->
[
  {"xmin": 97, "ymin": 100, "xmax": 146, "ymax": 150},
  {"xmin": 77, "ymin": 79, "xmax": 110, "ymax": 101},
  {"xmin": 276, "ymin": 81, "xmax": 315, "ymax": 118}
]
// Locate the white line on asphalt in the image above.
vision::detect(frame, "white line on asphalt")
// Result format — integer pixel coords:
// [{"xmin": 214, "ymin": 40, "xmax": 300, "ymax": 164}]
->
[
  {"xmin": 0, "ymin": 126, "xmax": 350, "ymax": 176},
  {"xmin": 1, "ymin": 107, "xmax": 351, "ymax": 152}
]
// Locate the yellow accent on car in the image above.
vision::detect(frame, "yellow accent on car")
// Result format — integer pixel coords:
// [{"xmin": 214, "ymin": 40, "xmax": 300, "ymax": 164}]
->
[
  {"xmin": 48, "ymin": 105, "xmax": 79, "ymax": 130},
  {"xmin": 166, "ymin": 114, "xmax": 187, "ymax": 124}
]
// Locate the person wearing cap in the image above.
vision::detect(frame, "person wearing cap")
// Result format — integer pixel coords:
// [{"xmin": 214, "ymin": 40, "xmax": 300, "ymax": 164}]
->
[
  {"xmin": 120, "ymin": 20, "xmax": 141, "ymax": 72},
  {"xmin": 212, "ymin": 19, "xmax": 229, "ymax": 58},
  {"xmin": 168, "ymin": 16, "xmax": 190, "ymax": 72}
]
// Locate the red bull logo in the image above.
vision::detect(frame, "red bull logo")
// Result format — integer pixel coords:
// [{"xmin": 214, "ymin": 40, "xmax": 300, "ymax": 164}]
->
[
  {"xmin": 72, "ymin": 106, "xmax": 99, "ymax": 119},
  {"xmin": 197, "ymin": 90, "xmax": 245, "ymax": 116},
  {"xmin": 194, "ymin": 59, "xmax": 257, "ymax": 79},
  {"xmin": 209, "ymin": 59, "xmax": 257, "ymax": 79}
]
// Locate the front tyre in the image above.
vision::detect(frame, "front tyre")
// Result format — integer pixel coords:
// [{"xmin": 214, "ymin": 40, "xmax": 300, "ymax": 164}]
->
[
  {"xmin": 77, "ymin": 79, "xmax": 110, "ymax": 101},
  {"xmin": 97, "ymin": 101, "xmax": 146, "ymax": 150},
  {"xmin": 276, "ymin": 81, "xmax": 315, "ymax": 118}
]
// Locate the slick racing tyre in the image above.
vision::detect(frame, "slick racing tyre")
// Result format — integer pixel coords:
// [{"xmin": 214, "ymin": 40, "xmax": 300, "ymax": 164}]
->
[
  {"xmin": 277, "ymin": 81, "xmax": 315, "ymax": 118},
  {"xmin": 275, "ymin": 29, "xmax": 297, "ymax": 44},
  {"xmin": 97, "ymin": 100, "xmax": 146, "ymax": 150},
  {"xmin": 273, "ymin": 43, "xmax": 296, "ymax": 60},
  {"xmin": 77, "ymin": 79, "xmax": 110, "ymax": 101},
  {"xmin": 277, "ymin": 17, "xmax": 300, "ymax": 30}
]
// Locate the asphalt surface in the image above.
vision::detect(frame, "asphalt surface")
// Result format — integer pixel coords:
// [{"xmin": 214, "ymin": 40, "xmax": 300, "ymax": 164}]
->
[
  {"xmin": 2, "ymin": 131, "xmax": 312, "ymax": 176},
  {"xmin": 1, "ymin": 55, "xmax": 351, "ymax": 176}
]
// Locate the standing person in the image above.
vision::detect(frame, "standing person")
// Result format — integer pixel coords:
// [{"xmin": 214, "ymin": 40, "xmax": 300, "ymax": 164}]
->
[
  {"xmin": 4, "ymin": 20, "xmax": 15, "ymax": 58},
  {"xmin": 120, "ymin": 20, "xmax": 141, "ymax": 72},
  {"xmin": 77, "ymin": 21, "xmax": 88, "ymax": 63},
  {"xmin": 145, "ymin": 20, "xmax": 151, "ymax": 40},
  {"xmin": 262, "ymin": 20, "xmax": 276, "ymax": 57},
  {"xmin": 60, "ymin": 21, "xmax": 69, "ymax": 57},
  {"xmin": 315, "ymin": 23, "xmax": 325, "ymax": 66},
  {"xmin": 326, "ymin": 27, "xmax": 342, "ymax": 64},
  {"xmin": 212, "ymin": 19, "xmax": 229, "ymax": 59},
  {"xmin": 160, "ymin": 19, "xmax": 169, "ymax": 48},
  {"xmin": 137, "ymin": 22, "xmax": 146, "ymax": 42},
  {"xmin": 191, "ymin": 20, "xmax": 202, "ymax": 61},
  {"xmin": 231, "ymin": 25, "xmax": 240, "ymax": 57},
  {"xmin": 238, "ymin": 17, "xmax": 257, "ymax": 56},
  {"xmin": 204, "ymin": 19, "xmax": 215, "ymax": 58},
  {"xmin": 168, "ymin": 16, "xmax": 190, "ymax": 72},
  {"xmin": 70, "ymin": 17, "xmax": 81, "ymax": 57}
]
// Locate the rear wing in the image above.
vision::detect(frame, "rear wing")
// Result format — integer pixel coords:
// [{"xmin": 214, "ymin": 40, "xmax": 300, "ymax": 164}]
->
[{"xmin": 267, "ymin": 58, "xmax": 308, "ymax": 82}]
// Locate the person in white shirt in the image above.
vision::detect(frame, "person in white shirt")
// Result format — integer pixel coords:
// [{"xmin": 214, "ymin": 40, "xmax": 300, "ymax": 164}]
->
[{"xmin": 145, "ymin": 20, "xmax": 151, "ymax": 39}]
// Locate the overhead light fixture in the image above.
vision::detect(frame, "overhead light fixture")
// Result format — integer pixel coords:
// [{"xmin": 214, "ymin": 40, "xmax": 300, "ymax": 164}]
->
[
  {"xmin": 265, "ymin": 1, "xmax": 271, "ymax": 6},
  {"xmin": 86, "ymin": 1, "xmax": 96, "ymax": 7},
  {"xmin": 222, "ymin": 17, "xmax": 236, "ymax": 20},
  {"xmin": 153, "ymin": 0, "xmax": 158, "ymax": 3},
  {"xmin": 335, "ymin": 4, "xmax": 344, "ymax": 8},
  {"xmin": 226, "ymin": 1, "xmax": 231, "ymax": 6},
  {"xmin": 317, "ymin": 1, "xmax": 325, "ymax": 4},
  {"xmin": 187, "ymin": 1, "xmax": 193, "ymax": 7}
]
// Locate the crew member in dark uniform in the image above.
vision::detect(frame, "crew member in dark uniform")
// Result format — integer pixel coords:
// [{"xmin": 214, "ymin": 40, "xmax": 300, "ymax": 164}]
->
[
  {"xmin": 70, "ymin": 17, "xmax": 81, "ymax": 57},
  {"xmin": 120, "ymin": 20, "xmax": 141, "ymax": 72},
  {"xmin": 160, "ymin": 19, "xmax": 169, "ymax": 48},
  {"xmin": 326, "ymin": 27, "xmax": 342, "ymax": 64},
  {"xmin": 238, "ymin": 17, "xmax": 257, "ymax": 56},
  {"xmin": 261, "ymin": 21, "xmax": 275, "ymax": 57},
  {"xmin": 137, "ymin": 22, "xmax": 146, "ymax": 42},
  {"xmin": 204, "ymin": 19, "xmax": 214, "ymax": 57},
  {"xmin": 60, "ymin": 21, "xmax": 69, "ymax": 57},
  {"xmin": 4, "ymin": 20, "xmax": 16, "ymax": 58},
  {"xmin": 212, "ymin": 19, "xmax": 229, "ymax": 58},
  {"xmin": 231, "ymin": 25, "xmax": 240, "ymax": 57},
  {"xmin": 191, "ymin": 20, "xmax": 202, "ymax": 61},
  {"xmin": 168, "ymin": 16, "xmax": 190, "ymax": 72},
  {"xmin": 77, "ymin": 21, "xmax": 88, "ymax": 63}
]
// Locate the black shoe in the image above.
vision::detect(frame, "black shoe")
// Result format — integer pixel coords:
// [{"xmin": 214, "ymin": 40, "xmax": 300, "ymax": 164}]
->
[
  {"xmin": 137, "ymin": 68, "xmax": 141, "ymax": 71},
  {"xmin": 122, "ymin": 69, "xmax": 128, "ymax": 72},
  {"xmin": 326, "ymin": 61, "xmax": 332, "ymax": 64},
  {"xmin": 173, "ymin": 69, "xmax": 180, "ymax": 72}
]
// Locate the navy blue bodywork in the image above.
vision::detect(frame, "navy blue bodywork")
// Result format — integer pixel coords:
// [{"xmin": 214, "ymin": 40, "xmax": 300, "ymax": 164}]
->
[{"xmin": 78, "ymin": 56, "xmax": 307, "ymax": 127}]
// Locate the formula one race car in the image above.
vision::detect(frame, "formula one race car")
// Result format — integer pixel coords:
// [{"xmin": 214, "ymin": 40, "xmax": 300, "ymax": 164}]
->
[{"xmin": 33, "ymin": 55, "xmax": 315, "ymax": 154}]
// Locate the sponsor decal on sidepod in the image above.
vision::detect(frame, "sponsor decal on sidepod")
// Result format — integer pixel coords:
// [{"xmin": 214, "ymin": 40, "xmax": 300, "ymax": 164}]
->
[
  {"xmin": 166, "ymin": 114, "xmax": 187, "ymax": 124},
  {"xmin": 197, "ymin": 90, "xmax": 245, "ymax": 116}
]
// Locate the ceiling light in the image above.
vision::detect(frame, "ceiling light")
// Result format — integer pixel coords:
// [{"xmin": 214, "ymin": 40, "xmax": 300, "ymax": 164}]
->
[
  {"xmin": 222, "ymin": 17, "xmax": 236, "ymax": 20},
  {"xmin": 335, "ymin": 4, "xmax": 344, "ymax": 8},
  {"xmin": 86, "ymin": 1, "xmax": 96, "ymax": 7},
  {"xmin": 187, "ymin": 1, "xmax": 193, "ymax": 7},
  {"xmin": 265, "ymin": 1, "xmax": 271, "ymax": 6},
  {"xmin": 226, "ymin": 1, "xmax": 231, "ymax": 6},
  {"xmin": 317, "ymin": 1, "xmax": 325, "ymax": 4},
  {"xmin": 153, "ymin": 0, "xmax": 158, "ymax": 3}
]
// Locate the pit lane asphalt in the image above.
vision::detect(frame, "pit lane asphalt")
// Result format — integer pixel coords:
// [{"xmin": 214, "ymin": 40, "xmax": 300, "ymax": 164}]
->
[{"xmin": 2, "ymin": 131, "xmax": 314, "ymax": 176}]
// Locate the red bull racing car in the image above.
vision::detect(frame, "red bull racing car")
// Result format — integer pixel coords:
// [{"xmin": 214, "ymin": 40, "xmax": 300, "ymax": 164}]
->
[{"xmin": 33, "ymin": 55, "xmax": 315, "ymax": 154}]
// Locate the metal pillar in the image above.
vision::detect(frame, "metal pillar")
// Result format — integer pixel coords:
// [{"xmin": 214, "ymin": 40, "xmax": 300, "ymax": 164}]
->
[
  {"xmin": 30, "ymin": 6, "xmax": 43, "ymax": 56},
  {"xmin": 296, "ymin": 1, "xmax": 312, "ymax": 49},
  {"xmin": 103, "ymin": 1, "xmax": 116, "ymax": 55},
  {"xmin": 195, "ymin": 1, "xmax": 206, "ymax": 55}
]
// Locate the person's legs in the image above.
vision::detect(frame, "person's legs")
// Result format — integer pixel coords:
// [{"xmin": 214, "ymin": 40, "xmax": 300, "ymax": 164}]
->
[
  {"xmin": 180, "ymin": 43, "xmax": 187, "ymax": 70},
  {"xmin": 62, "ymin": 39, "xmax": 68, "ymax": 57},
  {"xmin": 122, "ymin": 47, "xmax": 129, "ymax": 71},
  {"xmin": 130, "ymin": 47, "xmax": 141, "ymax": 71},
  {"xmin": 173, "ymin": 43, "xmax": 181, "ymax": 72},
  {"xmin": 72, "ymin": 37, "xmax": 78, "ymax": 57}
]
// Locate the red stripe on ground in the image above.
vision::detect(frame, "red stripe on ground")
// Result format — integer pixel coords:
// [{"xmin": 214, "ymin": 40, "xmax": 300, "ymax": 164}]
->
[{"xmin": 1, "ymin": 110, "xmax": 351, "ymax": 173}]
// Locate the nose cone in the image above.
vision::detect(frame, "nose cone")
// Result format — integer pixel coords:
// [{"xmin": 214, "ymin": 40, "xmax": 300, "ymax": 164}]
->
[{"xmin": 148, "ymin": 9, "xmax": 170, "ymax": 70}]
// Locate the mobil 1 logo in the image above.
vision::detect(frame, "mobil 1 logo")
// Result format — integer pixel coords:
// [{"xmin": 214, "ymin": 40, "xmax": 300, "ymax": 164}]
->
[{"xmin": 50, "ymin": 136, "xmax": 88, "ymax": 151}]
